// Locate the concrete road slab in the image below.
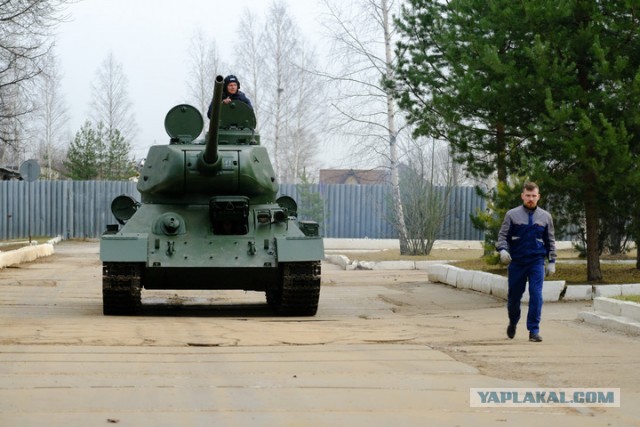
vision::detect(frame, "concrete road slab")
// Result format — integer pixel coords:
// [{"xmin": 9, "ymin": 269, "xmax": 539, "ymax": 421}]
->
[{"xmin": 0, "ymin": 241, "xmax": 638, "ymax": 426}]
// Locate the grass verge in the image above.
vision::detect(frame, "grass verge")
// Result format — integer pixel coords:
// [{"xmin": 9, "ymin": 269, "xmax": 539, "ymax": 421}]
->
[
  {"xmin": 338, "ymin": 248, "xmax": 640, "ymax": 284},
  {"xmin": 613, "ymin": 295, "xmax": 640, "ymax": 303}
]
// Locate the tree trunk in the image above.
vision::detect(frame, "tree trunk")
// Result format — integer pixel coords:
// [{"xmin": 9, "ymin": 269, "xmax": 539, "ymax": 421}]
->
[
  {"xmin": 495, "ymin": 122, "xmax": 507, "ymax": 184},
  {"xmin": 274, "ymin": 86, "xmax": 282, "ymax": 182},
  {"xmin": 382, "ymin": 0, "xmax": 409, "ymax": 253},
  {"xmin": 584, "ymin": 180, "xmax": 603, "ymax": 281}
]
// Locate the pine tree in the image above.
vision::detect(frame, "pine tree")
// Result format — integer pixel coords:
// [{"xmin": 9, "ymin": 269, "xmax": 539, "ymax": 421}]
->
[
  {"xmin": 64, "ymin": 121, "xmax": 136, "ymax": 181},
  {"xmin": 395, "ymin": 0, "xmax": 640, "ymax": 280},
  {"xmin": 64, "ymin": 121, "xmax": 98, "ymax": 180},
  {"xmin": 106, "ymin": 128, "xmax": 136, "ymax": 180}
]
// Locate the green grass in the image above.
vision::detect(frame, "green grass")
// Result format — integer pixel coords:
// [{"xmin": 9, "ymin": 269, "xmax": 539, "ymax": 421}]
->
[
  {"xmin": 613, "ymin": 295, "xmax": 640, "ymax": 303},
  {"xmin": 339, "ymin": 248, "xmax": 640, "ymax": 284}
]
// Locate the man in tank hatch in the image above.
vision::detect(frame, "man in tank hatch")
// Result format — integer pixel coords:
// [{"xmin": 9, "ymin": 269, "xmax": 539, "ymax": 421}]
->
[{"xmin": 207, "ymin": 75, "xmax": 253, "ymax": 118}]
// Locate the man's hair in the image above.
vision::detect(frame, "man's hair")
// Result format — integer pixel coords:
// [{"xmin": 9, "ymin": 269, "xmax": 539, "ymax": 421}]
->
[{"xmin": 523, "ymin": 181, "xmax": 539, "ymax": 192}]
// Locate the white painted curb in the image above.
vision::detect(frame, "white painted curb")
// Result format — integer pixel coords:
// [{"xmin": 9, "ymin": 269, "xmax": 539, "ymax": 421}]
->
[
  {"xmin": 0, "ymin": 235, "xmax": 62, "ymax": 269},
  {"xmin": 424, "ymin": 263, "xmax": 566, "ymax": 302},
  {"xmin": 324, "ymin": 255, "xmax": 640, "ymax": 303},
  {"xmin": 578, "ymin": 297, "xmax": 640, "ymax": 336},
  {"xmin": 594, "ymin": 297, "xmax": 640, "ymax": 322},
  {"xmin": 0, "ymin": 244, "xmax": 54, "ymax": 269}
]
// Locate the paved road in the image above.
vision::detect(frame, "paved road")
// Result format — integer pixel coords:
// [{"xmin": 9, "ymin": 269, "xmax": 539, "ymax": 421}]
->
[{"xmin": 0, "ymin": 241, "xmax": 638, "ymax": 426}]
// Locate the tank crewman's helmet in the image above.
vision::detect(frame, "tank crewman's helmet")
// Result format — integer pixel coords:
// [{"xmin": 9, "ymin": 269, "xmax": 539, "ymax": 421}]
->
[{"xmin": 224, "ymin": 75, "xmax": 240, "ymax": 90}]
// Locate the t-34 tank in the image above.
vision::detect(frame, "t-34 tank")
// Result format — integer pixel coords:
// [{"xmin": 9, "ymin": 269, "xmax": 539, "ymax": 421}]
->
[{"xmin": 100, "ymin": 75, "xmax": 323, "ymax": 315}]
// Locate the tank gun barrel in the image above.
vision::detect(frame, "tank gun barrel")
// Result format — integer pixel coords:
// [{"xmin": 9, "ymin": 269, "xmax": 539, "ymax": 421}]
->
[{"xmin": 203, "ymin": 75, "xmax": 225, "ymax": 165}]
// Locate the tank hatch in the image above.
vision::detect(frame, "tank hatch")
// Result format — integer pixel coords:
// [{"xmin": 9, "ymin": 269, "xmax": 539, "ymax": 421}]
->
[
  {"xmin": 165, "ymin": 104, "xmax": 204, "ymax": 144},
  {"xmin": 219, "ymin": 102, "xmax": 256, "ymax": 130},
  {"xmin": 111, "ymin": 195, "xmax": 140, "ymax": 224}
]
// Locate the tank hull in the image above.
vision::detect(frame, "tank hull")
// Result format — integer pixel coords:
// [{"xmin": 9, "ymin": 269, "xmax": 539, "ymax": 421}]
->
[{"xmin": 100, "ymin": 203, "xmax": 323, "ymax": 315}]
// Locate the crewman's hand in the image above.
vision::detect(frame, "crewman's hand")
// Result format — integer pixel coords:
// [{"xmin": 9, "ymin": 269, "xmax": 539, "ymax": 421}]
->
[{"xmin": 499, "ymin": 249, "xmax": 512, "ymax": 265}]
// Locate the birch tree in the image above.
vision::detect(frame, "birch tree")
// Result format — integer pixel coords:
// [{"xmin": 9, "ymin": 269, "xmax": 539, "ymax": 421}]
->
[
  {"xmin": 236, "ymin": 0, "xmax": 324, "ymax": 184},
  {"xmin": 234, "ymin": 9, "xmax": 265, "ymax": 122},
  {"xmin": 279, "ymin": 42, "xmax": 323, "ymax": 183},
  {"xmin": 186, "ymin": 28, "xmax": 224, "ymax": 123},
  {"xmin": 33, "ymin": 52, "xmax": 69, "ymax": 179},
  {"xmin": 91, "ymin": 52, "xmax": 138, "ymax": 143},
  {"xmin": 260, "ymin": 0, "xmax": 299, "ymax": 181},
  {"xmin": 319, "ymin": 0, "xmax": 410, "ymax": 252}
]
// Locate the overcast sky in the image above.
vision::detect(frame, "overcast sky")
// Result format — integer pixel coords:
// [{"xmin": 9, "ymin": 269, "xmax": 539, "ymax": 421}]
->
[{"xmin": 54, "ymin": 0, "xmax": 347, "ymax": 168}]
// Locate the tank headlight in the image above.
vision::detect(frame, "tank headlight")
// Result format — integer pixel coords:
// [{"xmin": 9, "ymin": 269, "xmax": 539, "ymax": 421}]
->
[
  {"xmin": 272, "ymin": 209, "xmax": 286, "ymax": 223},
  {"xmin": 257, "ymin": 210, "xmax": 271, "ymax": 224}
]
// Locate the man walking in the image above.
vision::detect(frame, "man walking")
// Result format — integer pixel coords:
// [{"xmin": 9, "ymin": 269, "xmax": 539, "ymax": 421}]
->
[{"xmin": 496, "ymin": 182, "xmax": 556, "ymax": 342}]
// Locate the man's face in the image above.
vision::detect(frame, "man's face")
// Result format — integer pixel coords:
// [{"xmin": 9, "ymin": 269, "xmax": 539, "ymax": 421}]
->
[
  {"xmin": 227, "ymin": 82, "xmax": 238, "ymax": 94},
  {"xmin": 521, "ymin": 188, "xmax": 540, "ymax": 209}
]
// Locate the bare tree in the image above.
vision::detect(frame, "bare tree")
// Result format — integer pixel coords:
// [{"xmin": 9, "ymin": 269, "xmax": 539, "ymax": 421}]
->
[
  {"xmin": 259, "ymin": 0, "xmax": 301, "ymax": 182},
  {"xmin": 0, "ymin": 68, "xmax": 29, "ymax": 167},
  {"xmin": 243, "ymin": 0, "xmax": 327, "ymax": 184},
  {"xmin": 90, "ymin": 52, "xmax": 138, "ymax": 143},
  {"xmin": 32, "ymin": 52, "xmax": 69, "ymax": 179},
  {"xmin": 280, "ymin": 43, "xmax": 324, "ymax": 183},
  {"xmin": 399, "ymin": 137, "xmax": 462, "ymax": 254},
  {"xmin": 234, "ymin": 9, "xmax": 264, "ymax": 122},
  {"xmin": 0, "ymin": 0, "xmax": 70, "ymax": 152},
  {"xmin": 186, "ymin": 28, "xmax": 224, "ymax": 123},
  {"xmin": 319, "ymin": 0, "xmax": 410, "ymax": 252}
]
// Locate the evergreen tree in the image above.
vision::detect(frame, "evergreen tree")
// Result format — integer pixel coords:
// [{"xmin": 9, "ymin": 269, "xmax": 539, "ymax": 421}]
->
[
  {"xmin": 106, "ymin": 128, "xmax": 136, "ymax": 180},
  {"xmin": 395, "ymin": 0, "xmax": 546, "ymax": 183},
  {"xmin": 395, "ymin": 0, "xmax": 640, "ymax": 280},
  {"xmin": 64, "ymin": 121, "xmax": 98, "ymax": 180},
  {"xmin": 93, "ymin": 121, "xmax": 108, "ymax": 180},
  {"xmin": 64, "ymin": 121, "xmax": 136, "ymax": 180},
  {"xmin": 296, "ymin": 170, "xmax": 325, "ymax": 231}
]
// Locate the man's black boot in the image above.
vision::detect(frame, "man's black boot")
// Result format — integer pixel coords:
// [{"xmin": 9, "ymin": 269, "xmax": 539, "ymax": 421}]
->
[{"xmin": 507, "ymin": 323, "xmax": 516, "ymax": 339}]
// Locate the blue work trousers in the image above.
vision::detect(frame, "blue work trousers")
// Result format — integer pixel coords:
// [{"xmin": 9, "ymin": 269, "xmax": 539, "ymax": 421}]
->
[{"xmin": 507, "ymin": 258, "xmax": 544, "ymax": 334}]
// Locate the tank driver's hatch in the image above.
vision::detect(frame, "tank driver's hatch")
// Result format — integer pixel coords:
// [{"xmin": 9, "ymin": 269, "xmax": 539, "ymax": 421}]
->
[{"xmin": 165, "ymin": 104, "xmax": 204, "ymax": 144}]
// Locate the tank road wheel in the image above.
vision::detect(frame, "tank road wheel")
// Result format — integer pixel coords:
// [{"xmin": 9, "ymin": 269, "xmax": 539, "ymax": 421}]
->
[
  {"xmin": 267, "ymin": 261, "xmax": 321, "ymax": 316},
  {"xmin": 102, "ymin": 262, "xmax": 143, "ymax": 315}
]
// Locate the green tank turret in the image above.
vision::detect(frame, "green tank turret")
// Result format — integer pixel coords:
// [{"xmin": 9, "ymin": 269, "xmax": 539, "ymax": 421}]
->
[{"xmin": 100, "ymin": 74, "xmax": 323, "ymax": 316}]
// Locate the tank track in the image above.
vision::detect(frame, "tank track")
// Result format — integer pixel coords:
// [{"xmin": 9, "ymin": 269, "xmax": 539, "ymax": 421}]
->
[
  {"xmin": 102, "ymin": 262, "xmax": 143, "ymax": 315},
  {"xmin": 267, "ymin": 261, "xmax": 321, "ymax": 316}
]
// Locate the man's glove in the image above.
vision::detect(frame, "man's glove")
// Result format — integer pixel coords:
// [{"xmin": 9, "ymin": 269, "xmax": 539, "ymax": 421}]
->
[
  {"xmin": 499, "ymin": 249, "xmax": 512, "ymax": 265},
  {"xmin": 545, "ymin": 262, "xmax": 556, "ymax": 277}
]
